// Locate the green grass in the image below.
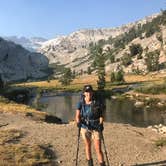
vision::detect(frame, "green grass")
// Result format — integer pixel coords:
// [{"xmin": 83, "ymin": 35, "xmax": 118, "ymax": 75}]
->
[
  {"xmin": 155, "ymin": 138, "xmax": 166, "ymax": 147},
  {"xmin": 135, "ymin": 84, "xmax": 166, "ymax": 94},
  {"xmin": 0, "ymin": 96, "xmax": 11, "ymax": 104}
]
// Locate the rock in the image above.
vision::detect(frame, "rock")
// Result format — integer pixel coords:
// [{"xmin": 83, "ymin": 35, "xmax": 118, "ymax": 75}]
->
[
  {"xmin": 145, "ymin": 97, "xmax": 151, "ymax": 101},
  {"xmin": 134, "ymin": 101, "xmax": 144, "ymax": 107},
  {"xmin": 44, "ymin": 115, "xmax": 62, "ymax": 124},
  {"xmin": 0, "ymin": 37, "xmax": 49, "ymax": 82},
  {"xmin": 147, "ymin": 126, "xmax": 152, "ymax": 129},
  {"xmin": 154, "ymin": 125, "xmax": 158, "ymax": 129},
  {"xmin": 4, "ymin": 36, "xmax": 47, "ymax": 52},
  {"xmin": 151, "ymin": 128, "xmax": 158, "ymax": 132},
  {"xmin": 157, "ymin": 102, "xmax": 164, "ymax": 107},
  {"xmin": 111, "ymin": 96, "xmax": 117, "ymax": 99},
  {"xmin": 159, "ymin": 124, "xmax": 163, "ymax": 128},
  {"xmin": 149, "ymin": 124, "xmax": 166, "ymax": 135},
  {"xmin": 160, "ymin": 126, "xmax": 166, "ymax": 134},
  {"xmin": 57, "ymin": 160, "xmax": 62, "ymax": 164}
]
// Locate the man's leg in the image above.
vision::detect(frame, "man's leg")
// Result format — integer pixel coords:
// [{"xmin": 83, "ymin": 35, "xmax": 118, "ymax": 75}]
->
[
  {"xmin": 93, "ymin": 131, "xmax": 105, "ymax": 165},
  {"xmin": 81, "ymin": 128, "xmax": 93, "ymax": 166},
  {"xmin": 84, "ymin": 137, "xmax": 92, "ymax": 160},
  {"xmin": 94, "ymin": 139, "xmax": 104, "ymax": 163}
]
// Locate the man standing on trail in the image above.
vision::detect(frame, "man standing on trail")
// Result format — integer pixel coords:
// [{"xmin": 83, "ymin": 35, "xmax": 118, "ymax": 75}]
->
[{"xmin": 75, "ymin": 85, "xmax": 105, "ymax": 166}]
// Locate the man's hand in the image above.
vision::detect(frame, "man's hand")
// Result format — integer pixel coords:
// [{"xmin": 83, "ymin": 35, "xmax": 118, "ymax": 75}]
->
[
  {"xmin": 98, "ymin": 123, "xmax": 104, "ymax": 132},
  {"xmin": 77, "ymin": 122, "xmax": 81, "ymax": 128}
]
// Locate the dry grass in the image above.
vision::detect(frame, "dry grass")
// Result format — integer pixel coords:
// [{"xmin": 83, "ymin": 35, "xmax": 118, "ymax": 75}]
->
[
  {"xmin": 72, "ymin": 74, "xmax": 98, "ymax": 85},
  {"xmin": 16, "ymin": 79, "xmax": 60, "ymax": 88},
  {"xmin": 18, "ymin": 75, "xmax": 98, "ymax": 87},
  {"xmin": 0, "ymin": 101, "xmax": 44, "ymax": 114},
  {"xmin": 0, "ymin": 98, "xmax": 47, "ymax": 121},
  {"xmin": 124, "ymin": 73, "xmax": 166, "ymax": 84},
  {"xmin": 14, "ymin": 74, "xmax": 99, "ymax": 91},
  {"xmin": 0, "ymin": 144, "xmax": 55, "ymax": 166},
  {"xmin": 0, "ymin": 97, "xmax": 57, "ymax": 165},
  {"xmin": 14, "ymin": 72, "xmax": 166, "ymax": 91},
  {"xmin": 0, "ymin": 129, "xmax": 23, "ymax": 145},
  {"xmin": 0, "ymin": 129, "xmax": 55, "ymax": 166}
]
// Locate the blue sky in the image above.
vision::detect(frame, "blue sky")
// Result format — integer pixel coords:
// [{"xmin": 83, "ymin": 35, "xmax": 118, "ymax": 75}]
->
[{"xmin": 0, "ymin": 0, "xmax": 165, "ymax": 39}]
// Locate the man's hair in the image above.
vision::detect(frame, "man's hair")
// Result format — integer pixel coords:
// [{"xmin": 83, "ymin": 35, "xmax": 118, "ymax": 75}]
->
[{"xmin": 83, "ymin": 85, "xmax": 93, "ymax": 92}]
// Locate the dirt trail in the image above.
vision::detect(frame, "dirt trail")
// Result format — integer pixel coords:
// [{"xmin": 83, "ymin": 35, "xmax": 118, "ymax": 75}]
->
[{"xmin": 0, "ymin": 111, "xmax": 166, "ymax": 166}]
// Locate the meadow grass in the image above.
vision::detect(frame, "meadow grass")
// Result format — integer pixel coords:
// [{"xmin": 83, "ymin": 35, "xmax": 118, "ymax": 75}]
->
[
  {"xmin": 13, "ymin": 74, "xmax": 99, "ymax": 92},
  {"xmin": 13, "ymin": 73, "xmax": 166, "ymax": 91},
  {"xmin": 155, "ymin": 138, "xmax": 166, "ymax": 147},
  {"xmin": 0, "ymin": 95, "xmax": 47, "ymax": 121},
  {"xmin": 135, "ymin": 84, "xmax": 166, "ymax": 94}
]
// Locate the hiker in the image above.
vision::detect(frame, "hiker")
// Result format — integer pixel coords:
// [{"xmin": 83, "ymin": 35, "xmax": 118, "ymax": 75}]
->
[{"xmin": 75, "ymin": 85, "xmax": 105, "ymax": 166}]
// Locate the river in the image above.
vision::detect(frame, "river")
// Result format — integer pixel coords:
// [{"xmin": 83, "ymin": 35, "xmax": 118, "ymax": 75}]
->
[{"xmin": 39, "ymin": 93, "xmax": 165, "ymax": 127}]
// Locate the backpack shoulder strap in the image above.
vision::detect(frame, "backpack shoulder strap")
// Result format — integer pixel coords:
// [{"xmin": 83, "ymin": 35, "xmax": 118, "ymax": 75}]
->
[{"xmin": 79, "ymin": 94, "xmax": 85, "ymax": 116}]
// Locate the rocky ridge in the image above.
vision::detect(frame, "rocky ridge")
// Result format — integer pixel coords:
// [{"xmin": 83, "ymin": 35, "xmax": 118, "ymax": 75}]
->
[
  {"xmin": 0, "ymin": 37, "xmax": 49, "ymax": 82},
  {"xmin": 39, "ymin": 13, "xmax": 160, "ymax": 74},
  {"xmin": 4, "ymin": 36, "xmax": 47, "ymax": 52}
]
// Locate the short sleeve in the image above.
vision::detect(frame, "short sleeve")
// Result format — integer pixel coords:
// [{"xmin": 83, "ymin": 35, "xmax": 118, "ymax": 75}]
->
[{"xmin": 76, "ymin": 101, "xmax": 82, "ymax": 111}]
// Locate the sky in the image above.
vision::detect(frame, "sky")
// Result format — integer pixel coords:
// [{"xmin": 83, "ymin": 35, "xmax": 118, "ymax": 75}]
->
[{"xmin": 0, "ymin": 0, "xmax": 165, "ymax": 39}]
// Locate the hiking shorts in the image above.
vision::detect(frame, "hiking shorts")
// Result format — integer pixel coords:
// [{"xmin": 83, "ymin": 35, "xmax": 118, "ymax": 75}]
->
[{"xmin": 81, "ymin": 128, "xmax": 101, "ymax": 140}]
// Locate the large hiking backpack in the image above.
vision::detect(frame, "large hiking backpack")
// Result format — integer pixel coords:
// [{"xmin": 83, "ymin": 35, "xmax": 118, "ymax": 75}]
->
[{"xmin": 79, "ymin": 91, "xmax": 105, "ymax": 130}]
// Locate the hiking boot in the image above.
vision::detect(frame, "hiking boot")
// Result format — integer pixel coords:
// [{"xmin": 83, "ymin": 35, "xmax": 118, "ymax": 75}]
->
[
  {"xmin": 87, "ymin": 159, "xmax": 93, "ymax": 166},
  {"xmin": 100, "ymin": 161, "xmax": 106, "ymax": 166}
]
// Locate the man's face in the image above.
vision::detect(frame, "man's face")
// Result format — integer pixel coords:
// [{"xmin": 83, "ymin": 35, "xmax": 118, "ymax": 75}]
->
[{"xmin": 84, "ymin": 91, "xmax": 92, "ymax": 98}]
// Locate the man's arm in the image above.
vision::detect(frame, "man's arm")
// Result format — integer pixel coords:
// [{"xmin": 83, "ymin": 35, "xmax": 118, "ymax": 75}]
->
[
  {"xmin": 99, "ymin": 116, "xmax": 104, "ymax": 124},
  {"xmin": 75, "ymin": 109, "xmax": 81, "ymax": 124}
]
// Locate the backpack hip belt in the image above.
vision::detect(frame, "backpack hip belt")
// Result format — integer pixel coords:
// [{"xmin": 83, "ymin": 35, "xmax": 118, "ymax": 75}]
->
[{"xmin": 81, "ymin": 117, "xmax": 100, "ymax": 127}]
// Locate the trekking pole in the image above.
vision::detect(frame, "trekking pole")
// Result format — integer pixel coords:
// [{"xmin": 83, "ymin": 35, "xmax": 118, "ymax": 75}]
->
[
  {"xmin": 75, "ymin": 127, "xmax": 81, "ymax": 166},
  {"xmin": 101, "ymin": 132, "xmax": 110, "ymax": 166}
]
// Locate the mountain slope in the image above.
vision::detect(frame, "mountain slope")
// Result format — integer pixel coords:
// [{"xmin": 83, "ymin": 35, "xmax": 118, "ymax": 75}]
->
[
  {"xmin": 0, "ymin": 37, "xmax": 49, "ymax": 82},
  {"xmin": 4, "ymin": 36, "xmax": 47, "ymax": 52},
  {"xmin": 39, "ymin": 13, "xmax": 160, "ymax": 75}
]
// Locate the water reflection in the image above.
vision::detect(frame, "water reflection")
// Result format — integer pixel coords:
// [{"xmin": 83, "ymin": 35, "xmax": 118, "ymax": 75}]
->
[
  {"xmin": 39, "ymin": 93, "xmax": 165, "ymax": 127},
  {"xmin": 40, "ymin": 94, "xmax": 80, "ymax": 123}
]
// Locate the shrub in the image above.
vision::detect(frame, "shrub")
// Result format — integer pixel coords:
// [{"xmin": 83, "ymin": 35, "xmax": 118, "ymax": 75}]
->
[
  {"xmin": 59, "ymin": 68, "xmax": 73, "ymax": 85},
  {"xmin": 121, "ymin": 53, "xmax": 132, "ymax": 66},
  {"xmin": 110, "ymin": 69, "xmax": 124, "ymax": 83},
  {"xmin": 145, "ymin": 50, "xmax": 160, "ymax": 72},
  {"xmin": 0, "ymin": 74, "xmax": 4, "ymax": 89},
  {"xmin": 155, "ymin": 138, "xmax": 166, "ymax": 147},
  {"xmin": 115, "ymin": 70, "xmax": 124, "ymax": 82},
  {"xmin": 110, "ymin": 72, "xmax": 116, "ymax": 82},
  {"xmin": 129, "ymin": 44, "xmax": 143, "ymax": 57}
]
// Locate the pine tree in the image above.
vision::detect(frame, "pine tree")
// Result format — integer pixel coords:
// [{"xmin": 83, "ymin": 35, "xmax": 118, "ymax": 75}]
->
[
  {"xmin": 87, "ymin": 66, "xmax": 92, "ymax": 75},
  {"xmin": 115, "ymin": 69, "xmax": 124, "ymax": 82},
  {"xmin": 0, "ymin": 74, "xmax": 4, "ymax": 89},
  {"xmin": 145, "ymin": 50, "xmax": 160, "ymax": 72},
  {"xmin": 129, "ymin": 44, "xmax": 143, "ymax": 57},
  {"xmin": 95, "ymin": 47, "xmax": 106, "ymax": 90},
  {"xmin": 121, "ymin": 53, "xmax": 132, "ymax": 66},
  {"xmin": 110, "ymin": 69, "xmax": 124, "ymax": 83},
  {"xmin": 110, "ymin": 72, "xmax": 116, "ymax": 82},
  {"xmin": 59, "ymin": 68, "xmax": 73, "ymax": 85}
]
